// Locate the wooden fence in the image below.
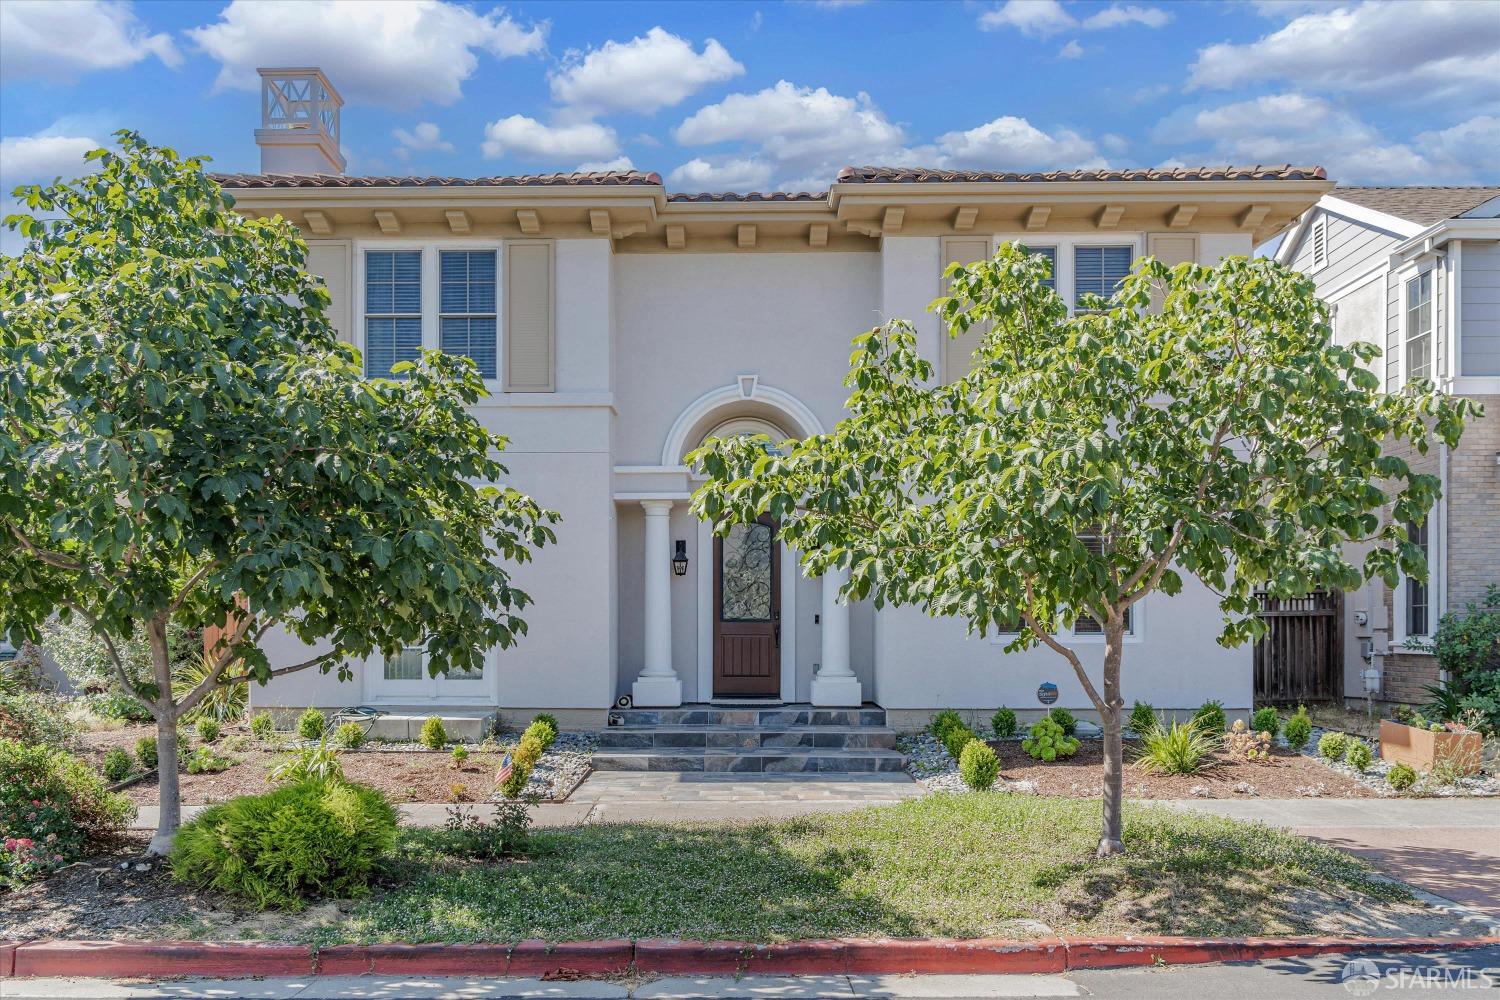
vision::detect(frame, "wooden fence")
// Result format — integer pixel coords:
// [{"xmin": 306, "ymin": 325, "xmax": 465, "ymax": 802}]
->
[{"xmin": 1253, "ymin": 590, "xmax": 1343, "ymax": 704}]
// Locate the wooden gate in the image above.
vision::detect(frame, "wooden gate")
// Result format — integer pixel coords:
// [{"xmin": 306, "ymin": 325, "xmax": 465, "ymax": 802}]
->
[{"xmin": 1253, "ymin": 590, "xmax": 1343, "ymax": 704}]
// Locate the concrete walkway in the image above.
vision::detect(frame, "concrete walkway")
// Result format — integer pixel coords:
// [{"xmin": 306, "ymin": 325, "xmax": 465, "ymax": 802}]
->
[{"xmin": 1163, "ymin": 797, "xmax": 1500, "ymax": 916}]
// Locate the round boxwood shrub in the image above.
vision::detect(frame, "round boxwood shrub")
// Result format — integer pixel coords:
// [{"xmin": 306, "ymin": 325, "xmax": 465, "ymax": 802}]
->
[
  {"xmin": 134, "ymin": 734, "xmax": 158, "ymax": 770},
  {"xmin": 1283, "ymin": 706, "xmax": 1314, "ymax": 751},
  {"xmin": 419, "ymin": 716, "xmax": 448, "ymax": 750},
  {"xmin": 958, "ymin": 738, "xmax": 1000, "ymax": 790},
  {"xmin": 0, "ymin": 738, "xmax": 135, "ymax": 881},
  {"xmin": 170, "ymin": 779, "xmax": 397, "ymax": 910},
  {"xmin": 531, "ymin": 712, "xmax": 560, "ymax": 735},
  {"xmin": 525, "ymin": 717, "xmax": 558, "ymax": 749},
  {"xmin": 1387, "ymin": 762, "xmax": 1417, "ymax": 791},
  {"xmin": 1022, "ymin": 718, "xmax": 1080, "ymax": 762},
  {"xmin": 1346, "ymin": 741, "xmax": 1373, "ymax": 772},
  {"xmin": 101, "ymin": 747, "xmax": 133, "ymax": 783},
  {"xmin": 296, "ymin": 708, "xmax": 326, "ymax": 742},
  {"xmin": 1193, "ymin": 700, "xmax": 1227, "ymax": 733},
  {"xmin": 942, "ymin": 722, "xmax": 977, "ymax": 760},
  {"xmin": 249, "ymin": 711, "xmax": 276, "ymax": 741},
  {"xmin": 1251, "ymin": 706, "xmax": 1282, "ymax": 739},
  {"xmin": 928, "ymin": 710, "xmax": 963, "ymax": 742},
  {"xmin": 1047, "ymin": 707, "xmax": 1077, "ymax": 737},
  {"xmin": 334, "ymin": 721, "xmax": 367, "ymax": 750},
  {"xmin": 1129, "ymin": 701, "xmax": 1157, "ymax": 736},
  {"xmin": 195, "ymin": 717, "xmax": 221, "ymax": 743},
  {"xmin": 1318, "ymin": 731, "xmax": 1349, "ymax": 762},
  {"xmin": 990, "ymin": 707, "xmax": 1017, "ymax": 739}
]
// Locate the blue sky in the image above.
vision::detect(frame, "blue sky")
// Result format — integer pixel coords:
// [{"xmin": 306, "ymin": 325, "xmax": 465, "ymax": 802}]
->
[{"xmin": 2, "ymin": 0, "xmax": 1497, "ymax": 212}]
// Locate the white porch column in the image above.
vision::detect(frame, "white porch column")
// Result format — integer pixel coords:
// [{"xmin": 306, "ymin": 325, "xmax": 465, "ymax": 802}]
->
[
  {"xmin": 811, "ymin": 565, "xmax": 861, "ymax": 706},
  {"xmin": 632, "ymin": 499, "xmax": 683, "ymax": 707}
]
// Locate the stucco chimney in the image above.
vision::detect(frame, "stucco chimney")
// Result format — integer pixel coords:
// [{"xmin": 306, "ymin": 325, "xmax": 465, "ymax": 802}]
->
[{"xmin": 255, "ymin": 67, "xmax": 345, "ymax": 175}]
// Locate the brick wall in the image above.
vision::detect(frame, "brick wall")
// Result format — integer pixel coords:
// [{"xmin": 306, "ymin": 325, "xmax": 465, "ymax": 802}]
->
[
  {"xmin": 1446, "ymin": 394, "xmax": 1500, "ymax": 611},
  {"xmin": 1378, "ymin": 650, "xmax": 1442, "ymax": 705}
]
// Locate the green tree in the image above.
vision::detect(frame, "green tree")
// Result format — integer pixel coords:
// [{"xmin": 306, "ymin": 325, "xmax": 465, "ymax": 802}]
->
[
  {"xmin": 1, "ymin": 133, "xmax": 557, "ymax": 854},
  {"xmin": 691, "ymin": 245, "xmax": 1475, "ymax": 856}
]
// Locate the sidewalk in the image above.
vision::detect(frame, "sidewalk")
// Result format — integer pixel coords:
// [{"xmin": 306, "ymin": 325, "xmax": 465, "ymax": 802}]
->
[{"xmin": 1162, "ymin": 798, "xmax": 1500, "ymax": 916}]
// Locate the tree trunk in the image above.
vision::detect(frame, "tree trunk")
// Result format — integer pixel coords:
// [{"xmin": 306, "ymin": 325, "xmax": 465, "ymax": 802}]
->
[
  {"xmin": 1097, "ymin": 618, "xmax": 1126, "ymax": 857},
  {"xmin": 145, "ymin": 618, "xmax": 180, "ymax": 857}
]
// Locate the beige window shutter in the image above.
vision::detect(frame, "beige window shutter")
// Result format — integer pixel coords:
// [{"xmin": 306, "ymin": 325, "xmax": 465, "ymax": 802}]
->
[
  {"xmin": 1146, "ymin": 234, "xmax": 1198, "ymax": 313},
  {"xmin": 504, "ymin": 240, "xmax": 555, "ymax": 392},
  {"xmin": 303, "ymin": 240, "xmax": 352, "ymax": 344},
  {"xmin": 941, "ymin": 237, "xmax": 992, "ymax": 382}
]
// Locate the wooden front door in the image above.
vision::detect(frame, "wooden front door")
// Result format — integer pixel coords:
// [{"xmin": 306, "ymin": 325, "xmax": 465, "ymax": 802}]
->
[{"xmin": 713, "ymin": 514, "xmax": 780, "ymax": 697}]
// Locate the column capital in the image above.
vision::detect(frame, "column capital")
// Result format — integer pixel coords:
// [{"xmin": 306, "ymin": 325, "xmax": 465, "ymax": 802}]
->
[{"xmin": 640, "ymin": 499, "xmax": 676, "ymax": 515}]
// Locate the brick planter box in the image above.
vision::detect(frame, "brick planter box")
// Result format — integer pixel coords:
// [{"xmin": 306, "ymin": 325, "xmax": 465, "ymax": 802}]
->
[{"xmin": 1379, "ymin": 720, "xmax": 1483, "ymax": 776}]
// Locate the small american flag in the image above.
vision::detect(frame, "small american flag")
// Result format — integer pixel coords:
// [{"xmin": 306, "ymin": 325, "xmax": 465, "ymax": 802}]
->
[{"xmin": 496, "ymin": 752, "xmax": 513, "ymax": 784}]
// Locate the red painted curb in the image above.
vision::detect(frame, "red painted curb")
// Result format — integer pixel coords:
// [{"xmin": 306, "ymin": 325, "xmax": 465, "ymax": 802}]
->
[
  {"xmin": 843, "ymin": 937, "xmax": 1068, "ymax": 975},
  {"xmin": 4, "ymin": 935, "xmax": 1497, "ymax": 979},
  {"xmin": 12, "ymin": 940, "xmax": 312, "ymax": 979}
]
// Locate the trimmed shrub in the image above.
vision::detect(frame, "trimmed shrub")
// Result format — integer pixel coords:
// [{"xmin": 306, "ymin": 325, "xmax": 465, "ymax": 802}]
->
[
  {"xmin": 942, "ymin": 721, "xmax": 977, "ymax": 760},
  {"xmin": 498, "ymin": 742, "xmax": 538, "ymax": 799},
  {"xmin": 1387, "ymin": 762, "xmax": 1417, "ymax": 791},
  {"xmin": 1022, "ymin": 718, "xmax": 1079, "ymax": 762},
  {"xmin": 135, "ymin": 734, "xmax": 158, "ymax": 770},
  {"xmin": 1137, "ymin": 720, "xmax": 1219, "ymax": 775},
  {"xmin": 514, "ymin": 734, "xmax": 545, "ymax": 768},
  {"xmin": 419, "ymin": 716, "xmax": 448, "ymax": 750},
  {"xmin": 451, "ymin": 745, "xmax": 470, "ymax": 768},
  {"xmin": 333, "ymin": 721, "xmax": 367, "ymax": 750},
  {"xmin": 928, "ymin": 710, "xmax": 963, "ymax": 742},
  {"xmin": 1193, "ymin": 700, "xmax": 1227, "ymax": 733},
  {"xmin": 525, "ymin": 718, "xmax": 558, "ymax": 749},
  {"xmin": 1129, "ymin": 701, "xmax": 1157, "ymax": 736},
  {"xmin": 102, "ymin": 747, "xmax": 133, "ymax": 782},
  {"xmin": 1047, "ymin": 707, "xmax": 1077, "ymax": 737},
  {"xmin": 0, "ymin": 739, "xmax": 135, "ymax": 882},
  {"xmin": 250, "ymin": 711, "xmax": 276, "ymax": 740},
  {"xmin": 1284, "ymin": 706, "xmax": 1314, "ymax": 750},
  {"xmin": 269, "ymin": 742, "xmax": 344, "ymax": 785},
  {"xmin": 990, "ymin": 707, "xmax": 1017, "ymax": 739},
  {"xmin": 0, "ymin": 672, "xmax": 76, "ymax": 747},
  {"xmin": 184, "ymin": 746, "xmax": 233, "ymax": 774},
  {"xmin": 958, "ymin": 739, "xmax": 1000, "ymax": 790},
  {"xmin": 171, "ymin": 779, "xmax": 397, "ymax": 910},
  {"xmin": 195, "ymin": 717, "xmax": 221, "ymax": 743},
  {"xmin": 1318, "ymin": 731, "xmax": 1349, "ymax": 762},
  {"xmin": 1251, "ymin": 706, "xmax": 1282, "ymax": 738},
  {"xmin": 1346, "ymin": 741, "xmax": 1373, "ymax": 772},
  {"xmin": 531, "ymin": 712, "xmax": 560, "ymax": 736},
  {"xmin": 296, "ymin": 708, "xmax": 326, "ymax": 742}
]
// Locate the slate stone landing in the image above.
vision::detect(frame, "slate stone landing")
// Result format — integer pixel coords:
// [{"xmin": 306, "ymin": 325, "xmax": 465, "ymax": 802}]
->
[{"xmin": 593, "ymin": 703, "xmax": 905, "ymax": 773}]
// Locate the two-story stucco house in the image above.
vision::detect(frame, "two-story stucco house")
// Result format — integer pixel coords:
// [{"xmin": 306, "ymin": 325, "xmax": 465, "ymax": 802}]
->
[
  {"xmin": 230, "ymin": 69, "xmax": 1333, "ymax": 764},
  {"xmin": 1277, "ymin": 187, "xmax": 1500, "ymax": 708}
]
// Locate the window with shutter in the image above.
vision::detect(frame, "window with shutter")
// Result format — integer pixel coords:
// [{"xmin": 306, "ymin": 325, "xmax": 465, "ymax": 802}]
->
[
  {"xmin": 439, "ymin": 250, "xmax": 498, "ymax": 379},
  {"xmin": 1073, "ymin": 535, "xmax": 1132, "ymax": 635},
  {"xmin": 364, "ymin": 250, "xmax": 422, "ymax": 378},
  {"xmin": 505, "ymin": 241, "xmax": 554, "ymax": 392},
  {"xmin": 1073, "ymin": 245, "xmax": 1133, "ymax": 308}
]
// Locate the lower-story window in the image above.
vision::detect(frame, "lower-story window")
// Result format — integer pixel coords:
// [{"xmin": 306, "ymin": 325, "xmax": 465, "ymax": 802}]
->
[{"xmin": 1405, "ymin": 519, "xmax": 1429, "ymax": 639}]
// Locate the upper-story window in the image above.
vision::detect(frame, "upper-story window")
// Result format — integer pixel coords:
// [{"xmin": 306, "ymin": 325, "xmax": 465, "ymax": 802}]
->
[
  {"xmin": 1404, "ymin": 270, "xmax": 1433, "ymax": 383},
  {"xmin": 1073, "ymin": 245, "xmax": 1133, "ymax": 308},
  {"xmin": 439, "ymin": 250, "xmax": 498, "ymax": 380},
  {"xmin": 1025, "ymin": 245, "xmax": 1057, "ymax": 291},
  {"xmin": 365, "ymin": 250, "xmax": 422, "ymax": 378}
]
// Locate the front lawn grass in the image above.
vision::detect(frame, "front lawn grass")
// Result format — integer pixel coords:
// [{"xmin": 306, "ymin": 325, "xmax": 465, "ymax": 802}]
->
[{"xmin": 314, "ymin": 794, "xmax": 1407, "ymax": 944}]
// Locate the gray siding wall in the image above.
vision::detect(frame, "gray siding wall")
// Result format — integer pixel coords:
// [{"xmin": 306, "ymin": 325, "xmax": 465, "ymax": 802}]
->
[
  {"xmin": 1460, "ymin": 240, "xmax": 1500, "ymax": 376},
  {"xmin": 1289, "ymin": 209, "xmax": 1401, "ymax": 298}
]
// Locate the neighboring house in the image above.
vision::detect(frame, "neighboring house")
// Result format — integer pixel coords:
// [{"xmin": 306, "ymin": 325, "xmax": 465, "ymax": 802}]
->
[
  {"xmin": 228, "ymin": 69, "xmax": 1331, "ymax": 737},
  {"xmin": 1277, "ymin": 187, "xmax": 1500, "ymax": 707}
]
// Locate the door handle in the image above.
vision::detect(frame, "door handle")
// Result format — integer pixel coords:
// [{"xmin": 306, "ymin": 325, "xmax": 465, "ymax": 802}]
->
[{"xmin": 773, "ymin": 610, "xmax": 781, "ymax": 648}]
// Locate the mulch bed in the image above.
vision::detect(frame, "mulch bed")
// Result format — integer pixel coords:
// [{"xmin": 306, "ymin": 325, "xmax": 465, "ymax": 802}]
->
[
  {"xmin": 988, "ymin": 739, "xmax": 1378, "ymax": 799},
  {"xmin": 77, "ymin": 724, "xmax": 508, "ymax": 804}
]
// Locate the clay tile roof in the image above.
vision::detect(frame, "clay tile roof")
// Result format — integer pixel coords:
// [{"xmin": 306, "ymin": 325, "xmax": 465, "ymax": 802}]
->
[
  {"xmin": 665, "ymin": 191, "xmax": 827, "ymax": 203},
  {"xmin": 1331, "ymin": 186, "xmax": 1500, "ymax": 227},
  {"xmin": 211, "ymin": 170, "xmax": 664, "ymax": 189},
  {"xmin": 835, "ymin": 165, "xmax": 1329, "ymax": 183}
]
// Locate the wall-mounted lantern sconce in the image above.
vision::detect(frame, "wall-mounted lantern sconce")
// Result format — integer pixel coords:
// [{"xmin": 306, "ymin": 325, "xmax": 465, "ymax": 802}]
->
[{"xmin": 672, "ymin": 540, "xmax": 689, "ymax": 577}]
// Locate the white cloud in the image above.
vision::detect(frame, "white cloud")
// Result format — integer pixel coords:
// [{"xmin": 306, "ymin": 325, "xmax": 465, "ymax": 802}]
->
[
  {"xmin": 481, "ymin": 116, "xmax": 620, "ymax": 161},
  {"xmin": 979, "ymin": 1, "xmax": 1168, "ymax": 36},
  {"xmin": 392, "ymin": 122, "xmax": 454, "ymax": 155},
  {"xmin": 0, "ymin": 0, "xmax": 179, "ymax": 81},
  {"xmin": 1189, "ymin": 1, "xmax": 1500, "ymax": 104},
  {"xmin": 188, "ymin": 0, "xmax": 546, "ymax": 111},
  {"xmin": 1162, "ymin": 93, "xmax": 1497, "ymax": 184},
  {"xmin": 550, "ymin": 28, "xmax": 744, "ymax": 118},
  {"xmin": 675, "ymin": 80, "xmax": 907, "ymax": 178},
  {"xmin": 979, "ymin": 0, "xmax": 1076, "ymax": 37},
  {"xmin": 1, "ymin": 131, "xmax": 101, "ymax": 256},
  {"xmin": 667, "ymin": 156, "xmax": 776, "ymax": 191},
  {"xmin": 933, "ymin": 116, "xmax": 1107, "ymax": 171},
  {"xmin": 1058, "ymin": 40, "xmax": 1084, "ymax": 59},
  {"xmin": 1082, "ymin": 4, "xmax": 1169, "ymax": 29},
  {"xmin": 576, "ymin": 156, "xmax": 635, "ymax": 173}
]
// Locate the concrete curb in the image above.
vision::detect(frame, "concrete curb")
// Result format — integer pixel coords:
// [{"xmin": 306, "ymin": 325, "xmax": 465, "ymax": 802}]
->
[{"xmin": 3, "ymin": 935, "xmax": 1497, "ymax": 979}]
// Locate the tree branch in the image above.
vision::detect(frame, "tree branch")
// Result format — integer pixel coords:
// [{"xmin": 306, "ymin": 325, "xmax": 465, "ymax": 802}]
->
[
  {"xmin": 167, "ymin": 561, "xmax": 218, "ymax": 617},
  {"xmin": 9, "ymin": 525, "xmax": 87, "ymax": 572},
  {"xmin": 64, "ymin": 601, "xmax": 159, "ymax": 722},
  {"xmin": 1020, "ymin": 578, "xmax": 1108, "ymax": 716}
]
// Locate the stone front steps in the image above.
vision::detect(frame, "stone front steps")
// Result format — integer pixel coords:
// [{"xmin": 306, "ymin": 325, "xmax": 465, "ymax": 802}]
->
[{"xmin": 594, "ymin": 703, "xmax": 904, "ymax": 773}]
